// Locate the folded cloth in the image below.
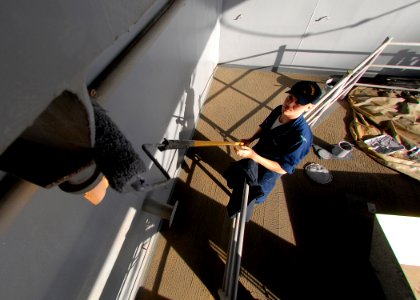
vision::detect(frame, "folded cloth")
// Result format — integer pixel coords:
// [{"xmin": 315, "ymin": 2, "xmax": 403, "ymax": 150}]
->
[{"xmin": 223, "ymin": 159, "xmax": 264, "ymax": 218}]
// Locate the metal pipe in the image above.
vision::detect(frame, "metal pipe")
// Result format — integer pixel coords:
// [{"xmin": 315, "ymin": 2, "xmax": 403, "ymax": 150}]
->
[
  {"xmin": 351, "ymin": 37, "xmax": 393, "ymax": 74},
  {"xmin": 0, "ymin": 176, "xmax": 39, "ymax": 234},
  {"xmin": 219, "ymin": 181, "xmax": 249, "ymax": 300},
  {"xmin": 227, "ymin": 216, "xmax": 241, "ymax": 299},
  {"xmin": 370, "ymin": 64, "xmax": 420, "ymax": 70},
  {"xmin": 307, "ymin": 65, "xmax": 371, "ymax": 126},
  {"xmin": 221, "ymin": 218, "xmax": 237, "ymax": 296},
  {"xmin": 306, "ymin": 37, "xmax": 394, "ymax": 126},
  {"xmin": 307, "ymin": 36, "xmax": 420, "ymax": 127},
  {"xmin": 232, "ymin": 182, "xmax": 249, "ymax": 300},
  {"xmin": 354, "ymin": 83, "xmax": 420, "ymax": 92},
  {"xmin": 305, "ymin": 75, "xmax": 349, "ymax": 123},
  {"xmin": 389, "ymin": 41, "xmax": 420, "ymax": 46},
  {"xmin": 141, "ymin": 144, "xmax": 171, "ymax": 180},
  {"xmin": 305, "ymin": 40, "xmax": 386, "ymax": 123},
  {"xmin": 87, "ymin": 1, "xmax": 176, "ymax": 96}
]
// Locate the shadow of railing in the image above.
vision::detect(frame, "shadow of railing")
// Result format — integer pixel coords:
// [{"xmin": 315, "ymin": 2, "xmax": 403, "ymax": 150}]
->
[
  {"xmin": 137, "ymin": 67, "xmax": 420, "ymax": 299},
  {"xmin": 141, "ymin": 160, "xmax": 420, "ymax": 299}
]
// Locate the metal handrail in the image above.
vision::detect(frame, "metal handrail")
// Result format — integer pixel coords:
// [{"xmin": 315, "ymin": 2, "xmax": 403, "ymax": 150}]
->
[
  {"xmin": 305, "ymin": 36, "xmax": 420, "ymax": 127},
  {"xmin": 305, "ymin": 37, "xmax": 394, "ymax": 127},
  {"xmin": 219, "ymin": 181, "xmax": 249, "ymax": 300}
]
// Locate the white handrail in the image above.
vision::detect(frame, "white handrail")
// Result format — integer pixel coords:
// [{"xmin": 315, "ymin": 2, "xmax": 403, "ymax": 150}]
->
[
  {"xmin": 304, "ymin": 37, "xmax": 394, "ymax": 123},
  {"xmin": 370, "ymin": 64, "xmax": 420, "ymax": 70},
  {"xmin": 389, "ymin": 42, "xmax": 420, "ymax": 47},
  {"xmin": 355, "ymin": 83, "xmax": 420, "ymax": 92},
  {"xmin": 305, "ymin": 36, "xmax": 420, "ymax": 127}
]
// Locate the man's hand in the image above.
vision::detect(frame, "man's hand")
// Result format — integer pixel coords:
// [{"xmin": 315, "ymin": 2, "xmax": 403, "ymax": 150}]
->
[
  {"xmin": 240, "ymin": 139, "xmax": 252, "ymax": 146},
  {"xmin": 234, "ymin": 145, "xmax": 256, "ymax": 159},
  {"xmin": 235, "ymin": 145, "xmax": 287, "ymax": 175},
  {"xmin": 240, "ymin": 127, "xmax": 262, "ymax": 146}
]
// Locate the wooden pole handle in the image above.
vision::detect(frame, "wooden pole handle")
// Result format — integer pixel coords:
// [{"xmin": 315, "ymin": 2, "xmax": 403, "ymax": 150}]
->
[{"xmin": 192, "ymin": 140, "xmax": 244, "ymax": 147}]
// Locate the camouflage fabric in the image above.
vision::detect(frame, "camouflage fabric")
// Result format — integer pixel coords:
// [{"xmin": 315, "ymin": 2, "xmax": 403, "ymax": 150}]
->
[{"xmin": 348, "ymin": 87, "xmax": 420, "ymax": 181}]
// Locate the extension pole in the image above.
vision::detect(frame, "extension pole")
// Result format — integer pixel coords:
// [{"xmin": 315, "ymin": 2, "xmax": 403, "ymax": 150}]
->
[{"xmin": 158, "ymin": 139, "xmax": 244, "ymax": 151}]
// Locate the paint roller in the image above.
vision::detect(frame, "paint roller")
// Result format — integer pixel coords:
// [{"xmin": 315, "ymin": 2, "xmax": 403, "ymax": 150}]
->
[
  {"xmin": 89, "ymin": 103, "xmax": 244, "ymax": 219},
  {"xmin": 92, "ymin": 103, "xmax": 243, "ymax": 194},
  {"xmin": 92, "ymin": 101, "xmax": 146, "ymax": 193}
]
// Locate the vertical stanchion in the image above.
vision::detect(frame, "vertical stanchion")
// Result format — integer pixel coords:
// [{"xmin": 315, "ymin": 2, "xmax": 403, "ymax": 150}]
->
[
  {"xmin": 219, "ymin": 180, "xmax": 249, "ymax": 300},
  {"xmin": 232, "ymin": 182, "xmax": 249, "ymax": 300}
]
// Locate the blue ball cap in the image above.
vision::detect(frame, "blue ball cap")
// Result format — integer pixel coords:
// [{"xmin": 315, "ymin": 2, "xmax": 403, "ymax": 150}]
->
[{"xmin": 286, "ymin": 81, "xmax": 322, "ymax": 105}]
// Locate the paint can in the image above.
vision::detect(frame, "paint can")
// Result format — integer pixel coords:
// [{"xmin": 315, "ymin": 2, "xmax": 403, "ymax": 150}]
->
[
  {"xmin": 323, "ymin": 78, "xmax": 335, "ymax": 94},
  {"xmin": 332, "ymin": 141, "xmax": 353, "ymax": 158}
]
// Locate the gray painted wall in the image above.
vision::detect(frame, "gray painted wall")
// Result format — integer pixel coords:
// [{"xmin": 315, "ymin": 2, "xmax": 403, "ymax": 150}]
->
[
  {"xmin": 219, "ymin": 0, "xmax": 420, "ymax": 76},
  {"xmin": 0, "ymin": 0, "xmax": 165, "ymax": 155},
  {"xmin": 0, "ymin": 0, "xmax": 221, "ymax": 299}
]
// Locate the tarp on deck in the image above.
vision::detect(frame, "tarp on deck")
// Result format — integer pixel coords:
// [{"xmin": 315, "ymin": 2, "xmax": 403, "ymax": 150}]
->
[{"xmin": 348, "ymin": 87, "xmax": 420, "ymax": 181}]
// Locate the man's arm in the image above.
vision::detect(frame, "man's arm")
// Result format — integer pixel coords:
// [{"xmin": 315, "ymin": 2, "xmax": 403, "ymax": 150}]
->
[{"xmin": 234, "ymin": 146, "xmax": 287, "ymax": 175}]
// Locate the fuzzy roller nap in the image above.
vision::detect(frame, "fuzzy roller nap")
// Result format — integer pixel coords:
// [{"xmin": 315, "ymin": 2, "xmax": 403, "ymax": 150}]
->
[{"xmin": 92, "ymin": 102, "xmax": 146, "ymax": 192}]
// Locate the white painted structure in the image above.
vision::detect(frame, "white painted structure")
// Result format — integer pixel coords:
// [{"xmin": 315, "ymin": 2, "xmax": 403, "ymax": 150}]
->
[
  {"xmin": 0, "ymin": 1, "xmax": 222, "ymax": 299},
  {"xmin": 0, "ymin": 0, "xmax": 419, "ymax": 299},
  {"xmin": 220, "ymin": 0, "xmax": 420, "ymax": 75}
]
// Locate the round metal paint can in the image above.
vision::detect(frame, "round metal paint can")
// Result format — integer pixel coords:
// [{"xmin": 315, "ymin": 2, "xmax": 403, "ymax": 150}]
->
[{"xmin": 332, "ymin": 141, "xmax": 353, "ymax": 158}]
